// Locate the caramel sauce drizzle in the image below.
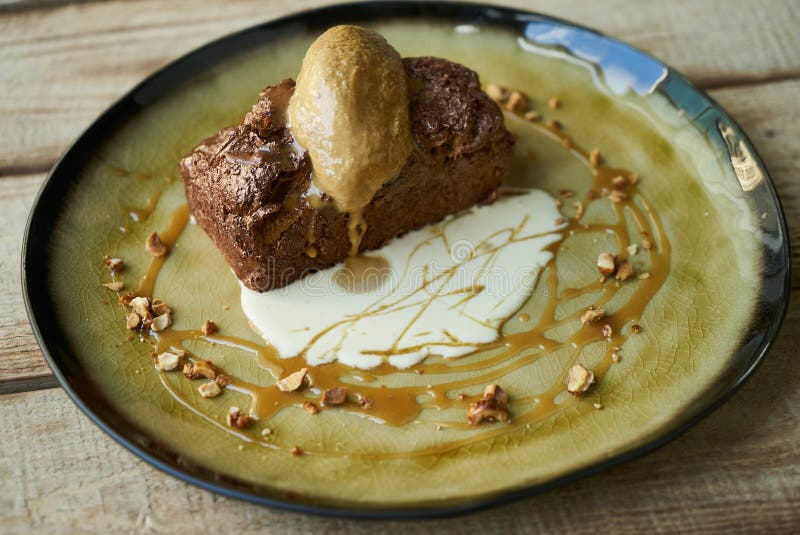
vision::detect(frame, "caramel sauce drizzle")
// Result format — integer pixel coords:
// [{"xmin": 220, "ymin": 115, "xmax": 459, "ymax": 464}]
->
[{"xmin": 121, "ymin": 116, "xmax": 670, "ymax": 458}]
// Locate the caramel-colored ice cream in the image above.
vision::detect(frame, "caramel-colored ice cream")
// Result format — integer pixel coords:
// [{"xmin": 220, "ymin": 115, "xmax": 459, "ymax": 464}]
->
[{"xmin": 287, "ymin": 25, "xmax": 413, "ymax": 212}]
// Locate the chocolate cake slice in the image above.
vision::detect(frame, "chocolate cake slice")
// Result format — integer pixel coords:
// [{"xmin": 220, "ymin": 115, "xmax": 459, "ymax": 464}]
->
[{"xmin": 180, "ymin": 57, "xmax": 514, "ymax": 292}]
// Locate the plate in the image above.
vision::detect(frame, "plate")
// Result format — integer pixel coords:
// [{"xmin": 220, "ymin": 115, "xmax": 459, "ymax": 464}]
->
[{"xmin": 23, "ymin": 1, "xmax": 790, "ymax": 518}]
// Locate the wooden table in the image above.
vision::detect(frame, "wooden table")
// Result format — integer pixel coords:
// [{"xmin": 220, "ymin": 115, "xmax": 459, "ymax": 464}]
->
[{"xmin": 1, "ymin": 0, "xmax": 798, "ymax": 531}]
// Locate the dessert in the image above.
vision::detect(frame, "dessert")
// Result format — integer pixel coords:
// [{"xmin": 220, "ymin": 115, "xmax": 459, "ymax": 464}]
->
[{"xmin": 180, "ymin": 26, "xmax": 514, "ymax": 292}]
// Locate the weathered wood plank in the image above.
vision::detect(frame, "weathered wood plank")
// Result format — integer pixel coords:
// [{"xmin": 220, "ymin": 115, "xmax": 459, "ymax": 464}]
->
[
  {"xmin": 0, "ymin": 0, "xmax": 799, "ymax": 172},
  {"xmin": 3, "ymin": 78, "xmax": 798, "ymax": 388},
  {"xmin": 1, "ymin": 338, "xmax": 797, "ymax": 533}
]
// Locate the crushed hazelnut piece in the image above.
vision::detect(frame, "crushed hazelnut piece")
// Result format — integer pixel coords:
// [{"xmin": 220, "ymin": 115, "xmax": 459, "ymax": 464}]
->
[
  {"xmin": 172, "ymin": 349, "xmax": 187, "ymax": 357},
  {"xmin": 151, "ymin": 313, "xmax": 172, "ymax": 332},
  {"xmin": 126, "ymin": 312, "xmax": 141, "ymax": 330},
  {"xmin": 573, "ymin": 201, "xmax": 584, "ymax": 219},
  {"xmin": 485, "ymin": 83, "xmax": 508, "ymax": 102},
  {"xmin": 103, "ymin": 256, "xmax": 125, "ymax": 272},
  {"xmin": 321, "ymin": 387, "xmax": 348, "ymax": 406},
  {"xmin": 290, "ymin": 446, "xmax": 303, "ymax": 456},
  {"xmin": 129, "ymin": 296, "xmax": 152, "ymax": 319},
  {"xmin": 555, "ymin": 199, "xmax": 563, "ymax": 208},
  {"xmin": 611, "ymin": 352, "xmax": 621, "ymax": 363},
  {"xmin": 642, "ymin": 238, "xmax": 652, "ymax": 250},
  {"xmin": 198, "ymin": 381, "xmax": 222, "ymax": 398},
  {"xmin": 356, "ymin": 394, "xmax": 373, "ymax": 409},
  {"xmin": 145, "ymin": 232, "xmax": 167, "ymax": 257},
  {"xmin": 597, "ymin": 253, "xmax": 616, "ymax": 276},
  {"xmin": 638, "ymin": 272, "xmax": 651, "ymax": 280},
  {"xmin": 303, "ymin": 401, "xmax": 319, "ymax": 414},
  {"xmin": 524, "ymin": 110, "xmax": 542, "ymax": 122},
  {"xmin": 261, "ymin": 427, "xmax": 272, "ymax": 436},
  {"xmin": 151, "ymin": 299, "xmax": 171, "ymax": 316},
  {"xmin": 118, "ymin": 291, "xmax": 136, "ymax": 307},
  {"xmin": 227, "ymin": 406, "xmax": 253, "ymax": 429},
  {"xmin": 201, "ymin": 320, "xmax": 218, "ymax": 336},
  {"xmin": 567, "ymin": 364, "xmax": 595, "ymax": 395},
  {"xmin": 631, "ymin": 324, "xmax": 643, "ymax": 334},
  {"xmin": 589, "ymin": 148, "xmax": 602, "ymax": 166},
  {"xmin": 275, "ymin": 368, "xmax": 307, "ymax": 392},
  {"xmin": 547, "ymin": 119, "xmax": 562, "ymax": 130},
  {"xmin": 103, "ymin": 281, "xmax": 124, "ymax": 292},
  {"xmin": 156, "ymin": 352, "xmax": 180, "ymax": 371},
  {"xmin": 601, "ymin": 324, "xmax": 613, "ymax": 338},
  {"xmin": 548, "ymin": 96, "xmax": 561, "ymax": 109},
  {"xmin": 611, "ymin": 175, "xmax": 629, "ymax": 189},
  {"xmin": 467, "ymin": 384, "xmax": 510, "ymax": 425},
  {"xmin": 615, "ymin": 261, "xmax": 634, "ymax": 281},
  {"xmin": 626, "ymin": 244, "xmax": 639, "ymax": 256},
  {"xmin": 506, "ymin": 91, "xmax": 528, "ymax": 114},
  {"xmin": 215, "ymin": 374, "xmax": 231, "ymax": 388},
  {"xmin": 593, "ymin": 402, "xmax": 604, "ymax": 410},
  {"xmin": 457, "ymin": 393, "xmax": 468, "ymax": 400},
  {"xmin": 580, "ymin": 306, "xmax": 606, "ymax": 325},
  {"xmin": 183, "ymin": 360, "xmax": 216, "ymax": 380},
  {"xmin": 607, "ymin": 189, "xmax": 627, "ymax": 203}
]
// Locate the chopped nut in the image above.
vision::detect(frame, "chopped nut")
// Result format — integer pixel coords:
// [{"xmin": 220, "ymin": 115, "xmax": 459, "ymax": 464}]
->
[
  {"xmin": 547, "ymin": 119, "xmax": 562, "ymax": 130},
  {"xmin": 145, "ymin": 232, "xmax": 167, "ymax": 257},
  {"xmin": 597, "ymin": 252, "xmax": 616, "ymax": 276},
  {"xmin": 183, "ymin": 360, "xmax": 216, "ymax": 380},
  {"xmin": 321, "ymin": 387, "xmax": 348, "ymax": 406},
  {"xmin": 156, "ymin": 352, "xmax": 180, "ymax": 371},
  {"xmin": 642, "ymin": 238, "xmax": 652, "ymax": 250},
  {"xmin": 580, "ymin": 306, "xmax": 606, "ymax": 325},
  {"xmin": 548, "ymin": 96, "xmax": 561, "ymax": 109},
  {"xmin": 129, "ymin": 296, "xmax": 152, "ymax": 319},
  {"xmin": 638, "ymin": 272, "xmax": 651, "ymax": 280},
  {"xmin": 215, "ymin": 374, "xmax": 231, "ymax": 388},
  {"xmin": 103, "ymin": 256, "xmax": 124, "ymax": 272},
  {"xmin": 355, "ymin": 394, "xmax": 373, "ymax": 409},
  {"xmin": 485, "ymin": 83, "xmax": 509, "ymax": 102},
  {"xmin": 589, "ymin": 148, "xmax": 602, "ymax": 166},
  {"xmin": 611, "ymin": 352, "xmax": 621, "ymax": 363},
  {"xmin": 626, "ymin": 244, "xmax": 639, "ymax": 256},
  {"xmin": 201, "ymin": 320, "xmax": 218, "ymax": 336},
  {"xmin": 198, "ymin": 381, "xmax": 222, "ymax": 398},
  {"xmin": 567, "ymin": 364, "xmax": 595, "ymax": 395},
  {"xmin": 151, "ymin": 298, "xmax": 171, "ymax": 316},
  {"xmin": 506, "ymin": 90, "xmax": 528, "ymax": 114},
  {"xmin": 457, "ymin": 393, "xmax": 468, "ymax": 401},
  {"xmin": 601, "ymin": 324, "xmax": 613, "ymax": 338},
  {"xmin": 573, "ymin": 201, "xmax": 584, "ymax": 219},
  {"xmin": 118, "ymin": 291, "xmax": 136, "ymax": 307},
  {"xmin": 611, "ymin": 175, "xmax": 629, "ymax": 189},
  {"xmin": 151, "ymin": 313, "xmax": 172, "ymax": 332},
  {"xmin": 126, "ymin": 312, "xmax": 141, "ymax": 330},
  {"xmin": 631, "ymin": 324, "xmax": 643, "ymax": 334},
  {"xmin": 103, "ymin": 281, "xmax": 124, "ymax": 292},
  {"xmin": 593, "ymin": 402, "xmax": 604, "ymax": 410},
  {"xmin": 261, "ymin": 427, "xmax": 272, "ymax": 436},
  {"xmin": 524, "ymin": 110, "xmax": 542, "ymax": 122},
  {"xmin": 275, "ymin": 368, "xmax": 307, "ymax": 392},
  {"xmin": 467, "ymin": 384, "xmax": 510, "ymax": 425},
  {"xmin": 607, "ymin": 189, "xmax": 627, "ymax": 203},
  {"xmin": 615, "ymin": 261, "xmax": 634, "ymax": 281},
  {"xmin": 290, "ymin": 446, "xmax": 303, "ymax": 456},
  {"xmin": 227, "ymin": 406, "xmax": 253, "ymax": 429},
  {"xmin": 303, "ymin": 401, "xmax": 319, "ymax": 414}
]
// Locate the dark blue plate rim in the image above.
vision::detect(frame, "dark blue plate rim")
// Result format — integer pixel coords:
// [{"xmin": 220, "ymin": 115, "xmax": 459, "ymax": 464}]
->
[{"xmin": 21, "ymin": 1, "xmax": 790, "ymax": 519}]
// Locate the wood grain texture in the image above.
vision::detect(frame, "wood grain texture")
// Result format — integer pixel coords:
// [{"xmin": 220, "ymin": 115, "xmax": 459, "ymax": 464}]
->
[
  {"xmin": 1, "ymin": 0, "xmax": 799, "ymax": 173},
  {"xmin": 1, "ymin": 0, "xmax": 799, "ymax": 531}
]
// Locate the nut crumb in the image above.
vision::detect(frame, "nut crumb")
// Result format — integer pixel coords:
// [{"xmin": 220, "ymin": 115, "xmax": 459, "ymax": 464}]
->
[
  {"xmin": 227, "ymin": 406, "xmax": 253, "ymax": 429},
  {"xmin": 589, "ymin": 148, "xmax": 602, "ymax": 166},
  {"xmin": 467, "ymin": 384, "xmax": 510, "ymax": 425},
  {"xmin": 156, "ymin": 352, "xmax": 180, "ymax": 371},
  {"xmin": 506, "ymin": 91, "xmax": 528, "ymax": 114},
  {"xmin": 611, "ymin": 175, "xmax": 629, "ymax": 189},
  {"xmin": 126, "ymin": 312, "xmax": 141, "ymax": 330},
  {"xmin": 290, "ymin": 446, "xmax": 303, "ymax": 456},
  {"xmin": 547, "ymin": 119, "xmax": 562, "ymax": 130},
  {"xmin": 436, "ymin": 424, "xmax": 444, "ymax": 431},
  {"xmin": 103, "ymin": 256, "xmax": 124, "ymax": 272},
  {"xmin": 615, "ymin": 261, "xmax": 634, "ymax": 281},
  {"xmin": 524, "ymin": 110, "xmax": 542, "ymax": 122},
  {"xmin": 355, "ymin": 394, "xmax": 372, "ymax": 409},
  {"xmin": 276, "ymin": 368, "xmax": 307, "ymax": 392},
  {"xmin": 129, "ymin": 296, "xmax": 152, "ymax": 320},
  {"xmin": 321, "ymin": 387, "xmax": 348, "ymax": 406},
  {"xmin": 198, "ymin": 381, "xmax": 222, "ymax": 398},
  {"xmin": 118, "ymin": 291, "xmax": 136, "ymax": 307},
  {"xmin": 607, "ymin": 189, "xmax": 627, "ymax": 203},
  {"xmin": 601, "ymin": 324, "xmax": 613, "ymax": 338},
  {"xmin": 103, "ymin": 281, "xmax": 124, "ymax": 292},
  {"xmin": 638, "ymin": 272, "xmax": 651, "ymax": 280},
  {"xmin": 573, "ymin": 201, "xmax": 584, "ymax": 219},
  {"xmin": 593, "ymin": 402, "xmax": 604, "ymax": 410},
  {"xmin": 611, "ymin": 352, "xmax": 621, "ymax": 363},
  {"xmin": 303, "ymin": 401, "xmax": 319, "ymax": 414},
  {"xmin": 631, "ymin": 324, "xmax": 643, "ymax": 334},
  {"xmin": 580, "ymin": 306, "xmax": 606, "ymax": 325},
  {"xmin": 151, "ymin": 313, "xmax": 172, "ymax": 332},
  {"xmin": 548, "ymin": 96, "xmax": 560, "ymax": 109},
  {"xmin": 597, "ymin": 253, "xmax": 616, "ymax": 276},
  {"xmin": 457, "ymin": 393, "xmax": 468, "ymax": 400},
  {"xmin": 626, "ymin": 244, "xmax": 639, "ymax": 256},
  {"xmin": 145, "ymin": 232, "xmax": 167, "ymax": 257},
  {"xmin": 261, "ymin": 427, "xmax": 272, "ymax": 436},
  {"xmin": 183, "ymin": 360, "xmax": 216, "ymax": 380},
  {"xmin": 567, "ymin": 364, "xmax": 595, "ymax": 395},
  {"xmin": 151, "ymin": 299, "xmax": 171, "ymax": 316},
  {"xmin": 485, "ymin": 83, "xmax": 508, "ymax": 102},
  {"xmin": 215, "ymin": 374, "xmax": 232, "ymax": 388},
  {"xmin": 201, "ymin": 320, "xmax": 218, "ymax": 336}
]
